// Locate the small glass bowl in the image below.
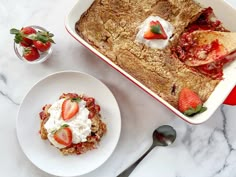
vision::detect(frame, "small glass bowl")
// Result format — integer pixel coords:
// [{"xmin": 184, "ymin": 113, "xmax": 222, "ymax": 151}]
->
[{"xmin": 13, "ymin": 25, "xmax": 53, "ymax": 64}]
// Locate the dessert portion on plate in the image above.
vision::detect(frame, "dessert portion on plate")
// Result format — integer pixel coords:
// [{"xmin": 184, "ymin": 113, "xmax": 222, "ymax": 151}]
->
[
  {"xmin": 75, "ymin": 0, "xmax": 236, "ymax": 116},
  {"xmin": 39, "ymin": 93, "xmax": 107, "ymax": 155}
]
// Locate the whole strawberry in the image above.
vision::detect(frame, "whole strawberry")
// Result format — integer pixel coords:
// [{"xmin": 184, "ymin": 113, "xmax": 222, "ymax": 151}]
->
[
  {"xmin": 23, "ymin": 47, "xmax": 40, "ymax": 61},
  {"xmin": 10, "ymin": 27, "xmax": 37, "ymax": 47},
  {"xmin": 32, "ymin": 30, "xmax": 54, "ymax": 52},
  {"xmin": 178, "ymin": 88, "xmax": 207, "ymax": 116}
]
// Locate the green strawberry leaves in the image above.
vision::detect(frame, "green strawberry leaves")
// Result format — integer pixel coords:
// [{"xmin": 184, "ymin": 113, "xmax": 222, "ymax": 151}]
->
[
  {"xmin": 27, "ymin": 31, "xmax": 55, "ymax": 43},
  {"xmin": 10, "ymin": 28, "xmax": 23, "ymax": 44},
  {"xmin": 71, "ymin": 97, "xmax": 81, "ymax": 103},
  {"xmin": 36, "ymin": 31, "xmax": 55, "ymax": 43},
  {"xmin": 184, "ymin": 105, "xmax": 207, "ymax": 116},
  {"xmin": 151, "ymin": 25, "xmax": 162, "ymax": 34},
  {"xmin": 10, "ymin": 28, "xmax": 20, "ymax": 34},
  {"xmin": 10, "ymin": 27, "xmax": 55, "ymax": 44}
]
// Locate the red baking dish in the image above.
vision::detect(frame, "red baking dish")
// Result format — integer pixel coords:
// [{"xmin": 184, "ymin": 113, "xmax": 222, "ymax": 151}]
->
[{"xmin": 65, "ymin": 0, "xmax": 236, "ymax": 124}]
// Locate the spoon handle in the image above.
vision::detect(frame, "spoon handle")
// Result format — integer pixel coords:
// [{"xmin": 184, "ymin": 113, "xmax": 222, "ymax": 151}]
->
[{"xmin": 117, "ymin": 143, "xmax": 155, "ymax": 177}]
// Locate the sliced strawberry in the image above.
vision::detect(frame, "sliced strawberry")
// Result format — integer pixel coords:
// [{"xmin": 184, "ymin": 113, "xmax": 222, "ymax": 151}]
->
[
  {"xmin": 85, "ymin": 97, "xmax": 95, "ymax": 107},
  {"xmin": 39, "ymin": 104, "xmax": 51, "ymax": 120},
  {"xmin": 61, "ymin": 99, "xmax": 79, "ymax": 120},
  {"xmin": 59, "ymin": 93, "xmax": 79, "ymax": 100},
  {"xmin": 144, "ymin": 20, "xmax": 168, "ymax": 40},
  {"xmin": 178, "ymin": 88, "xmax": 207, "ymax": 116},
  {"xmin": 94, "ymin": 104, "xmax": 101, "ymax": 113},
  {"xmin": 88, "ymin": 105, "xmax": 96, "ymax": 119},
  {"xmin": 83, "ymin": 97, "xmax": 98, "ymax": 119},
  {"xmin": 88, "ymin": 111, "xmax": 96, "ymax": 119},
  {"xmin": 54, "ymin": 126, "xmax": 72, "ymax": 147}
]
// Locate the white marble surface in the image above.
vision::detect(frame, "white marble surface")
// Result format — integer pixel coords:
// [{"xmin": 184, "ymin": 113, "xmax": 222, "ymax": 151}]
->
[
  {"xmin": 0, "ymin": 0, "xmax": 235, "ymax": 177},
  {"xmin": 129, "ymin": 105, "xmax": 236, "ymax": 177}
]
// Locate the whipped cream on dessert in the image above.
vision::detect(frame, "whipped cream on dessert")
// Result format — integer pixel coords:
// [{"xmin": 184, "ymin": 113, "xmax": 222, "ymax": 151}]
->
[
  {"xmin": 135, "ymin": 16, "xmax": 174, "ymax": 49},
  {"xmin": 44, "ymin": 99, "xmax": 91, "ymax": 149}
]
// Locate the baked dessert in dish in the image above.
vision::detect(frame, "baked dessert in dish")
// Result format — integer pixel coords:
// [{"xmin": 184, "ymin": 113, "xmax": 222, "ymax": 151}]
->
[
  {"xmin": 75, "ymin": 0, "xmax": 236, "ymax": 115},
  {"xmin": 39, "ymin": 93, "xmax": 107, "ymax": 155}
]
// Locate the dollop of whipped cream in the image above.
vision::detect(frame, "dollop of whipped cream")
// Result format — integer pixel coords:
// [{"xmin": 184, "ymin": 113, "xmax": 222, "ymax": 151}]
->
[
  {"xmin": 135, "ymin": 16, "xmax": 174, "ymax": 49},
  {"xmin": 44, "ymin": 99, "xmax": 91, "ymax": 149}
]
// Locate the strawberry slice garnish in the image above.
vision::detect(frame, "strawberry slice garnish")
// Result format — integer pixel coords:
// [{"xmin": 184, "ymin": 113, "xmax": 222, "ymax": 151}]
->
[
  {"xmin": 61, "ymin": 98, "xmax": 80, "ymax": 121},
  {"xmin": 53, "ymin": 125, "xmax": 72, "ymax": 147},
  {"xmin": 144, "ymin": 20, "xmax": 168, "ymax": 40},
  {"xmin": 178, "ymin": 88, "xmax": 207, "ymax": 116}
]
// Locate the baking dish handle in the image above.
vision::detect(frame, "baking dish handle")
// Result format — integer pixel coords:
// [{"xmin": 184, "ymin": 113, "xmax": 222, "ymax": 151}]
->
[{"xmin": 223, "ymin": 86, "xmax": 236, "ymax": 105}]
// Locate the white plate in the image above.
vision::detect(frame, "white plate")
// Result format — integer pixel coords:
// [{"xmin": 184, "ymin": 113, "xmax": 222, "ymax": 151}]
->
[
  {"xmin": 16, "ymin": 71, "xmax": 121, "ymax": 176},
  {"xmin": 65, "ymin": 0, "xmax": 236, "ymax": 124}
]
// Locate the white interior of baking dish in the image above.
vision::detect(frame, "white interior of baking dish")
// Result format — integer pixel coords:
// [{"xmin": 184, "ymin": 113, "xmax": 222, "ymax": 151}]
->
[{"xmin": 65, "ymin": 0, "xmax": 236, "ymax": 124}]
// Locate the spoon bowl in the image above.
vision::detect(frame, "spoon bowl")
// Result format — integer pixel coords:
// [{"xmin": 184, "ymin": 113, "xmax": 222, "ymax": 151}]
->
[{"xmin": 153, "ymin": 125, "xmax": 176, "ymax": 146}]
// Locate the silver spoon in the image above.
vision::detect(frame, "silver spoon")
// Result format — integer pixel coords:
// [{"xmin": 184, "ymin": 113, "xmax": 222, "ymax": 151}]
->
[{"xmin": 118, "ymin": 125, "xmax": 177, "ymax": 177}]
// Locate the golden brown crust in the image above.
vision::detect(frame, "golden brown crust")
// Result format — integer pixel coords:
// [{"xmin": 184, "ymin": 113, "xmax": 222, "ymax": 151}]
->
[{"xmin": 76, "ymin": 0, "xmax": 220, "ymax": 108}]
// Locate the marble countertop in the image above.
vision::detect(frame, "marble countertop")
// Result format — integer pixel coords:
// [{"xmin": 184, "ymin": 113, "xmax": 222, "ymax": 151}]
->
[{"xmin": 1, "ymin": 0, "xmax": 236, "ymax": 177}]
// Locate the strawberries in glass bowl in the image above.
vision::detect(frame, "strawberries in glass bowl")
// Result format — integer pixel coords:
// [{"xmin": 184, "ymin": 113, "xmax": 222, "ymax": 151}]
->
[{"xmin": 10, "ymin": 26, "xmax": 55, "ymax": 64}]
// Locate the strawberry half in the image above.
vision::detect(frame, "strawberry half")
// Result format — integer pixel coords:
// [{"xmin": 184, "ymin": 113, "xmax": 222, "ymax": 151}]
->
[
  {"xmin": 61, "ymin": 98, "xmax": 80, "ymax": 121},
  {"xmin": 53, "ymin": 126, "xmax": 72, "ymax": 147},
  {"xmin": 178, "ymin": 88, "xmax": 207, "ymax": 116},
  {"xmin": 144, "ymin": 21, "xmax": 168, "ymax": 40}
]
